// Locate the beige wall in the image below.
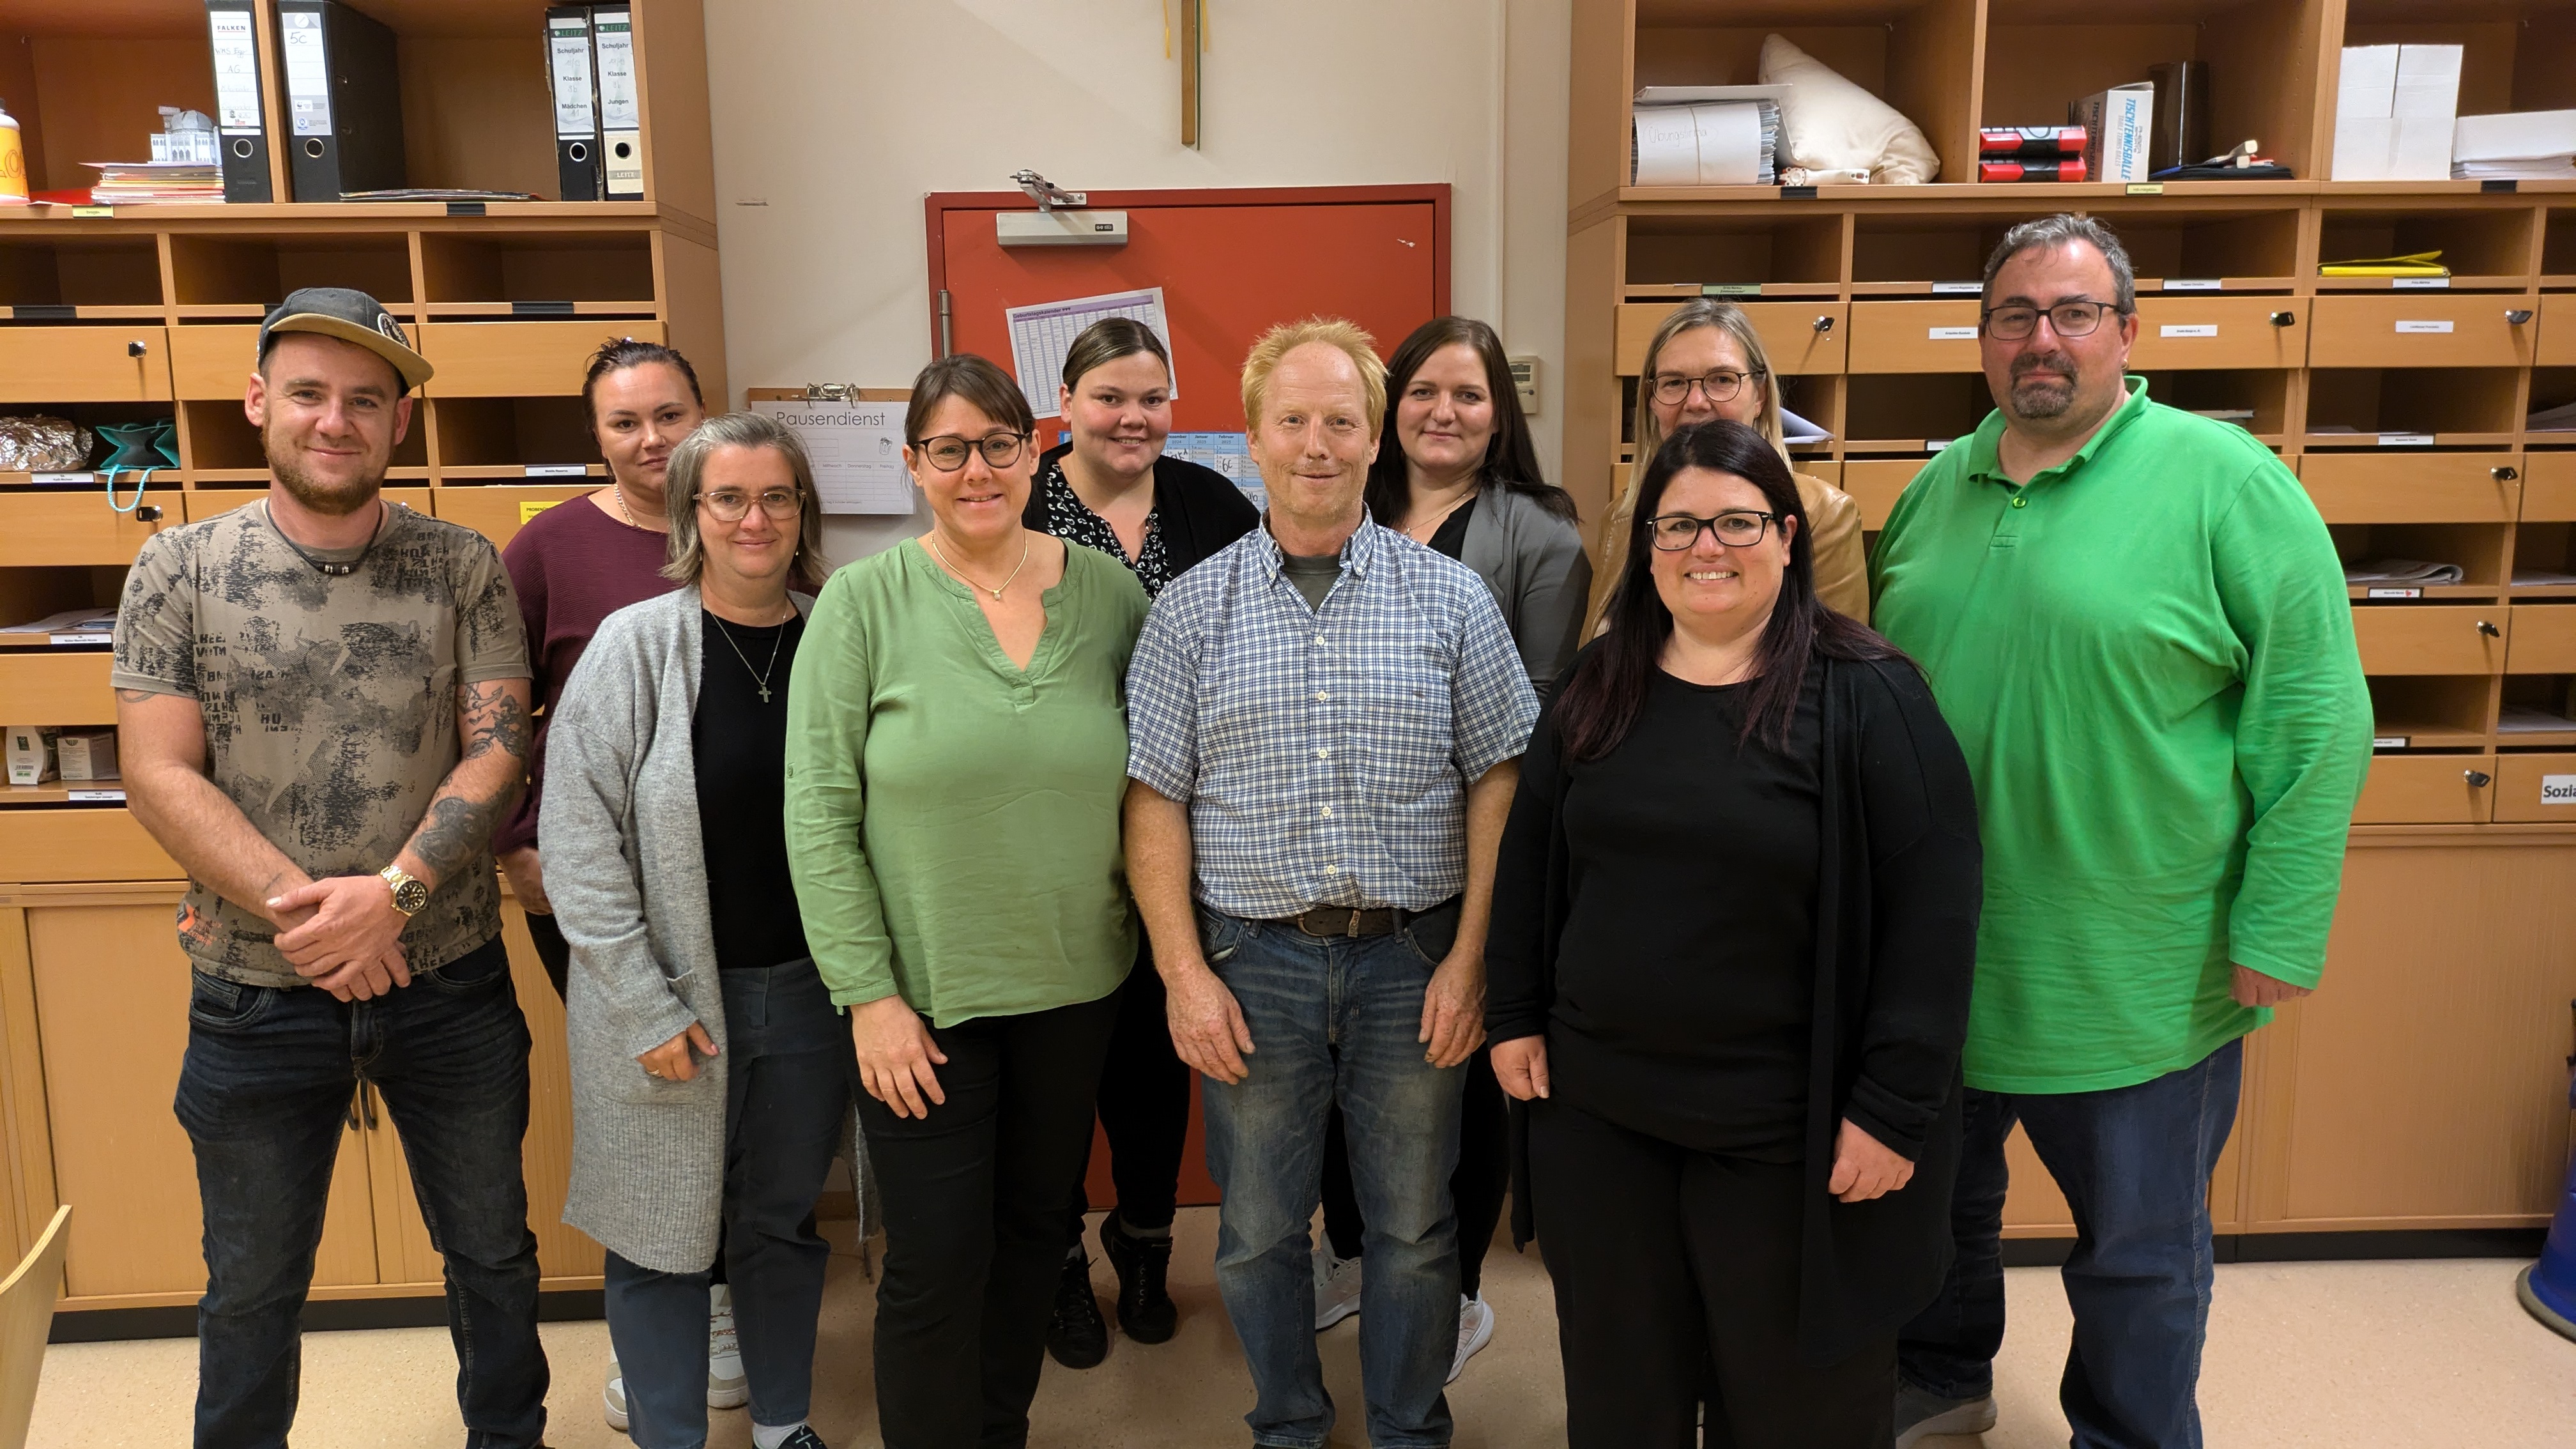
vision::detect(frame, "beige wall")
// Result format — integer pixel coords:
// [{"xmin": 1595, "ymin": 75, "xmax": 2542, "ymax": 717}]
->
[{"xmin": 700, "ymin": 0, "xmax": 1571, "ymax": 560}]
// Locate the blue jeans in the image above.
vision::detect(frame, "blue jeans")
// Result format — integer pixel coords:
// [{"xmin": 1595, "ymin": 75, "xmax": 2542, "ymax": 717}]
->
[
  {"xmin": 174, "ymin": 936, "xmax": 546, "ymax": 1449},
  {"xmin": 604, "ymin": 958, "xmax": 856, "ymax": 1449},
  {"xmin": 1197, "ymin": 903, "xmax": 1466, "ymax": 1449},
  {"xmin": 1899, "ymin": 1037, "xmax": 2244, "ymax": 1449}
]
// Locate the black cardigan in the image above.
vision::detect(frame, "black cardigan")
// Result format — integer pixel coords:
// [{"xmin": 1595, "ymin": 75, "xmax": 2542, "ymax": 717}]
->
[
  {"xmin": 1486, "ymin": 650, "xmax": 1982, "ymax": 1365},
  {"xmin": 1022, "ymin": 441, "xmax": 1261, "ymax": 578}
]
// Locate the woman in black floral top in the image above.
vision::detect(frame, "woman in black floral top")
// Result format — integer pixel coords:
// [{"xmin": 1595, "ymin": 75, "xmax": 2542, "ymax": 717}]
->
[{"xmin": 1023, "ymin": 317, "xmax": 1257, "ymax": 1368}]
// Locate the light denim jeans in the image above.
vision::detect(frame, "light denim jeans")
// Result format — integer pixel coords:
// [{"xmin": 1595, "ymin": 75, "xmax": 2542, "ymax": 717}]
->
[{"xmin": 1197, "ymin": 900, "xmax": 1466, "ymax": 1449}]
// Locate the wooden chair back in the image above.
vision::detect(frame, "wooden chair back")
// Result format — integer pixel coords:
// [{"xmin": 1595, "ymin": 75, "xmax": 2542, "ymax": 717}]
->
[{"xmin": 0, "ymin": 1206, "xmax": 72, "ymax": 1449}]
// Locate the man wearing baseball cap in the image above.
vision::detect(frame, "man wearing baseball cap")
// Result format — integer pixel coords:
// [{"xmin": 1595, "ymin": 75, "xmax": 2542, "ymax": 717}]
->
[{"xmin": 114, "ymin": 288, "xmax": 550, "ymax": 1446}]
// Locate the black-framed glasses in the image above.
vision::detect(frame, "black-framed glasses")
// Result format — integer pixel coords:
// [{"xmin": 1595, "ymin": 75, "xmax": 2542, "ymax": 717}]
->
[
  {"xmin": 1981, "ymin": 299, "xmax": 2127, "ymax": 341},
  {"xmin": 1648, "ymin": 510, "xmax": 1779, "ymax": 551},
  {"xmin": 1648, "ymin": 368, "xmax": 1766, "ymax": 406},
  {"xmin": 700, "ymin": 487, "xmax": 804, "ymax": 522},
  {"xmin": 914, "ymin": 431, "xmax": 1031, "ymax": 471}
]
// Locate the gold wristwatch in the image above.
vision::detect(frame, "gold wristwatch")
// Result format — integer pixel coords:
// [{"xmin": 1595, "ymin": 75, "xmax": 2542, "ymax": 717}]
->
[{"xmin": 378, "ymin": 864, "xmax": 429, "ymax": 917}]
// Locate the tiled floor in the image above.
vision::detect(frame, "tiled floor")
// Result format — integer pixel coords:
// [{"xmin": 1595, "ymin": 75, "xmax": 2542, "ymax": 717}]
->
[{"xmin": 31, "ymin": 1211, "xmax": 2576, "ymax": 1446}]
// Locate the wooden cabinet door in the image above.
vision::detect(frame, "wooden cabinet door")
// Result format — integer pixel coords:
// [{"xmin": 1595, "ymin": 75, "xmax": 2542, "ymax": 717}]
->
[
  {"xmin": 427, "ymin": 486, "xmax": 601, "ymax": 549},
  {"xmin": 23, "ymin": 901, "xmax": 377, "ymax": 1302},
  {"xmin": 2129, "ymin": 297, "xmax": 2306, "ymax": 370},
  {"xmin": 2248, "ymin": 837, "xmax": 2576, "ymax": 1227},
  {"xmin": 0, "ymin": 491, "xmax": 177, "ymax": 566},
  {"xmin": 418, "ymin": 321, "xmax": 666, "ymax": 397},
  {"xmin": 2297, "ymin": 451, "xmax": 2520, "ymax": 524},
  {"xmin": 2540, "ymin": 293, "xmax": 2576, "ymax": 368},
  {"xmin": 1613, "ymin": 300, "xmax": 1848, "ymax": 376},
  {"xmin": 0, "ymin": 326, "xmax": 172, "ymax": 402},
  {"xmin": 167, "ymin": 325, "xmax": 264, "ymax": 400},
  {"xmin": 1847, "ymin": 301, "xmax": 1984, "ymax": 374},
  {"xmin": 2506, "ymin": 605, "xmax": 2576, "ymax": 675},
  {"xmin": 2306, "ymin": 296, "xmax": 2535, "ymax": 369},
  {"xmin": 2527, "ymin": 452, "xmax": 2576, "ymax": 521},
  {"xmin": 0, "ymin": 652, "xmax": 116, "ymax": 726},
  {"xmin": 2491, "ymin": 753, "xmax": 2576, "ymax": 822},
  {"xmin": 2350, "ymin": 605, "xmax": 2508, "ymax": 675},
  {"xmin": 1842, "ymin": 457, "xmax": 1931, "ymax": 530},
  {"xmin": 367, "ymin": 901, "xmax": 602, "ymax": 1286},
  {"xmin": 2352, "ymin": 753, "xmax": 2497, "ymax": 824}
]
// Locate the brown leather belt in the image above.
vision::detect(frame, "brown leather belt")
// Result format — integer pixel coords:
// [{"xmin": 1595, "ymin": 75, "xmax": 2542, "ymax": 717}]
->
[{"xmin": 1284, "ymin": 905, "xmax": 1404, "ymax": 938}]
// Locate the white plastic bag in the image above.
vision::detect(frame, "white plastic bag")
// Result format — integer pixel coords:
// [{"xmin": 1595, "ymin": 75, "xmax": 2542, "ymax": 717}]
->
[{"xmin": 1759, "ymin": 34, "xmax": 1940, "ymax": 185}]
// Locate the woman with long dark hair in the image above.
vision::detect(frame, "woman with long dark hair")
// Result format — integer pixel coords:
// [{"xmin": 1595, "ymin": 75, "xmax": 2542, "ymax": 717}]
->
[
  {"xmin": 1486, "ymin": 419, "xmax": 1981, "ymax": 1446},
  {"xmin": 1312, "ymin": 316, "xmax": 1590, "ymax": 1381}
]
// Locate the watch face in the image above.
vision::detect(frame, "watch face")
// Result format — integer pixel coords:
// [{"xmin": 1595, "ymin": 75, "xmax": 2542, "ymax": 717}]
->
[{"xmin": 392, "ymin": 878, "xmax": 431, "ymax": 915}]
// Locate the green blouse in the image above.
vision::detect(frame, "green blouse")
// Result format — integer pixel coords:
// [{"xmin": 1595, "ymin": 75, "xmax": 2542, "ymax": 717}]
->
[{"xmin": 783, "ymin": 537, "xmax": 1150, "ymax": 1025}]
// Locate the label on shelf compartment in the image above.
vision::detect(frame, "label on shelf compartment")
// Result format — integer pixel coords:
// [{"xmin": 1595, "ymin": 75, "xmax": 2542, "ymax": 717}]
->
[
  {"xmin": 66, "ymin": 789, "xmax": 125, "ymax": 804},
  {"xmin": 2365, "ymin": 587, "xmax": 2422, "ymax": 599},
  {"xmin": 2394, "ymin": 319, "xmax": 2454, "ymax": 334},
  {"xmin": 2164, "ymin": 279, "xmax": 2222, "ymax": 291},
  {"xmin": 2379, "ymin": 433, "xmax": 2435, "ymax": 446},
  {"xmin": 519, "ymin": 500, "xmax": 563, "ymax": 523},
  {"xmin": 2160, "ymin": 324, "xmax": 2219, "ymax": 338},
  {"xmin": 524, "ymin": 464, "xmax": 589, "ymax": 477},
  {"xmin": 48, "ymin": 632, "xmax": 111, "ymax": 645},
  {"xmin": 1930, "ymin": 282, "xmax": 1982, "ymax": 295},
  {"xmin": 1924, "ymin": 438, "xmax": 1952, "ymax": 452},
  {"xmin": 2372, "ymin": 736, "xmax": 2410, "ymax": 750},
  {"xmin": 1928, "ymin": 326, "xmax": 1979, "ymax": 341},
  {"xmin": 2391, "ymin": 277, "xmax": 2450, "ymax": 289},
  {"xmin": 29, "ymin": 473, "xmax": 93, "ymax": 484},
  {"xmin": 1700, "ymin": 283, "xmax": 1760, "ymax": 296},
  {"xmin": 2543, "ymin": 774, "xmax": 2576, "ymax": 806}
]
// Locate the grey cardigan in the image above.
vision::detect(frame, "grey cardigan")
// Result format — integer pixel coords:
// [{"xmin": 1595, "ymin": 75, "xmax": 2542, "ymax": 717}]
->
[
  {"xmin": 540, "ymin": 585, "xmax": 813, "ymax": 1273},
  {"xmin": 1459, "ymin": 483, "xmax": 1594, "ymax": 700}
]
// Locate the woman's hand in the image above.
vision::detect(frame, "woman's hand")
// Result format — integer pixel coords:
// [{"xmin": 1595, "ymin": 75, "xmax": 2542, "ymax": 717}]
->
[
  {"xmin": 639, "ymin": 1022, "xmax": 718, "ymax": 1082},
  {"xmin": 498, "ymin": 846, "xmax": 550, "ymax": 916},
  {"xmin": 853, "ymin": 993, "xmax": 948, "ymax": 1119},
  {"xmin": 1828, "ymin": 1117, "xmax": 1915, "ymax": 1202},
  {"xmin": 1490, "ymin": 1035, "xmax": 1550, "ymax": 1101}
]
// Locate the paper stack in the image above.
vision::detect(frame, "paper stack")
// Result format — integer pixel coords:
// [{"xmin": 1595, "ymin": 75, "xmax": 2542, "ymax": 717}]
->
[
  {"xmin": 2451, "ymin": 109, "xmax": 2576, "ymax": 181},
  {"xmin": 2332, "ymin": 44, "xmax": 2462, "ymax": 181},
  {"xmin": 84, "ymin": 159, "xmax": 223, "ymax": 204},
  {"xmin": 1632, "ymin": 87, "xmax": 1781, "ymax": 187}
]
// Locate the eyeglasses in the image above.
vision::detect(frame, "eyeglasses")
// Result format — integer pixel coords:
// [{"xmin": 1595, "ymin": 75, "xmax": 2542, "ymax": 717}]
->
[
  {"xmin": 1648, "ymin": 369, "xmax": 1765, "ymax": 406},
  {"xmin": 700, "ymin": 487, "xmax": 804, "ymax": 522},
  {"xmin": 1981, "ymin": 300, "xmax": 2126, "ymax": 341},
  {"xmin": 1648, "ymin": 510, "xmax": 1779, "ymax": 551},
  {"xmin": 914, "ymin": 431, "xmax": 1031, "ymax": 471}
]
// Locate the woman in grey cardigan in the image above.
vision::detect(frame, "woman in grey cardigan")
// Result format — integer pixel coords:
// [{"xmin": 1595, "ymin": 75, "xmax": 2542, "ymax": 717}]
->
[
  {"xmin": 542, "ymin": 411, "xmax": 847, "ymax": 1449},
  {"xmin": 1346, "ymin": 314, "xmax": 1592, "ymax": 1381}
]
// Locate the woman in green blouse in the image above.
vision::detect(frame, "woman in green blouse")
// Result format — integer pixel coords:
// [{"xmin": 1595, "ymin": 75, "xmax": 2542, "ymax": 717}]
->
[{"xmin": 783, "ymin": 353, "xmax": 1148, "ymax": 1448}]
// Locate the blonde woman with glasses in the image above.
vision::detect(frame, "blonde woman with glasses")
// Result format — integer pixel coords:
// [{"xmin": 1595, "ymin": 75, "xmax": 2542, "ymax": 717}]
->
[
  {"xmin": 1586, "ymin": 300, "xmax": 1867, "ymax": 633},
  {"xmin": 542, "ymin": 411, "xmax": 847, "ymax": 1449},
  {"xmin": 785, "ymin": 353, "xmax": 1151, "ymax": 1448}
]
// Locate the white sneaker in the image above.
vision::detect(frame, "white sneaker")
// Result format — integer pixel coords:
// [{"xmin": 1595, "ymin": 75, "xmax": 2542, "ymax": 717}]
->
[
  {"xmin": 709, "ymin": 1283, "xmax": 748, "ymax": 1409},
  {"xmin": 1447, "ymin": 1292, "xmax": 1494, "ymax": 1383},
  {"xmin": 1312, "ymin": 1242, "xmax": 1363, "ymax": 1330},
  {"xmin": 603, "ymin": 1355, "xmax": 629, "ymax": 1432}
]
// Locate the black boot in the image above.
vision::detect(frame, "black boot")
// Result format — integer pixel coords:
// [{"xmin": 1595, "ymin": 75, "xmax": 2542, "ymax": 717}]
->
[
  {"xmin": 1045, "ymin": 1248, "xmax": 1109, "ymax": 1369},
  {"xmin": 1101, "ymin": 1215, "xmax": 1179, "ymax": 1344}
]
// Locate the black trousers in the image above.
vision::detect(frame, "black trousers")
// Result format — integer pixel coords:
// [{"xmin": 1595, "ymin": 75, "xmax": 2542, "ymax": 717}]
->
[
  {"xmin": 1528, "ymin": 1098, "xmax": 1896, "ymax": 1449},
  {"xmin": 524, "ymin": 907, "xmax": 572, "ymax": 1000},
  {"xmin": 859, "ymin": 990, "xmax": 1122, "ymax": 1449},
  {"xmin": 1064, "ymin": 960, "xmax": 1192, "ymax": 1241},
  {"xmin": 1319, "ymin": 1043, "xmax": 1508, "ymax": 1296}
]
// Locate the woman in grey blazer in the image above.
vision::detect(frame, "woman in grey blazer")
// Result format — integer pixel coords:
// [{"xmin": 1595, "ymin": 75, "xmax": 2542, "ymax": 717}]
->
[
  {"xmin": 542, "ymin": 411, "xmax": 847, "ymax": 1449},
  {"xmin": 1342, "ymin": 314, "xmax": 1591, "ymax": 1383}
]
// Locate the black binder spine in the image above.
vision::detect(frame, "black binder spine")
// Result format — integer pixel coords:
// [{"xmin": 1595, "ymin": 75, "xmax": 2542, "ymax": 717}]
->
[
  {"xmin": 546, "ymin": 6, "xmax": 602, "ymax": 201},
  {"xmin": 278, "ymin": 0, "xmax": 404, "ymax": 202},
  {"xmin": 206, "ymin": 0, "xmax": 272, "ymax": 203}
]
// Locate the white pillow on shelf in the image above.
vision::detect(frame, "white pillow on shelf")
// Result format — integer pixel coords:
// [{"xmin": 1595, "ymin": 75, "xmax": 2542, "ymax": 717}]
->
[{"xmin": 1758, "ymin": 33, "xmax": 1940, "ymax": 185}]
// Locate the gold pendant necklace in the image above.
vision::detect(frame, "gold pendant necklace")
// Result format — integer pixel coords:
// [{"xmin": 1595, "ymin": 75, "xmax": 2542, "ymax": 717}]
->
[{"xmin": 927, "ymin": 532, "xmax": 1031, "ymax": 601}]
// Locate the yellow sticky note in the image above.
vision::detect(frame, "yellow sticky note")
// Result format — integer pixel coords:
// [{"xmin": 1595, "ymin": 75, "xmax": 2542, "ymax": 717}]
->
[{"xmin": 519, "ymin": 500, "xmax": 560, "ymax": 523}]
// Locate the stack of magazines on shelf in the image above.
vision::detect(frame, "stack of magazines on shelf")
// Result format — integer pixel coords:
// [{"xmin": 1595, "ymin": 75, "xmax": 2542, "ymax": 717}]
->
[{"xmin": 84, "ymin": 160, "xmax": 222, "ymax": 204}]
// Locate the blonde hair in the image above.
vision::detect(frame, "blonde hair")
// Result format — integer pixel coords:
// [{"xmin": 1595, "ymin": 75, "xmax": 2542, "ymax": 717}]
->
[
  {"xmin": 1630, "ymin": 300, "xmax": 1786, "ymax": 471},
  {"xmin": 1240, "ymin": 317, "xmax": 1387, "ymax": 435},
  {"xmin": 662, "ymin": 411, "xmax": 831, "ymax": 592}
]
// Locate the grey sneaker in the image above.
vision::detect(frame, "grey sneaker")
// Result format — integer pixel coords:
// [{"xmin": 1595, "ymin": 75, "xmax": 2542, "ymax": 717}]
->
[
  {"xmin": 709, "ymin": 1284, "xmax": 748, "ymax": 1409},
  {"xmin": 1312, "ymin": 1242, "xmax": 1363, "ymax": 1330},
  {"xmin": 1894, "ymin": 1381, "xmax": 1997, "ymax": 1447},
  {"xmin": 603, "ymin": 1355, "xmax": 629, "ymax": 1432}
]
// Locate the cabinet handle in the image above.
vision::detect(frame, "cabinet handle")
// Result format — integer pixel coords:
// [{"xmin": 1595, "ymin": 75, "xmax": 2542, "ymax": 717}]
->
[
  {"xmin": 134, "ymin": 503, "xmax": 163, "ymax": 523},
  {"xmin": 2505, "ymin": 309, "xmax": 2534, "ymax": 325},
  {"xmin": 126, "ymin": 339, "xmax": 148, "ymax": 357},
  {"xmin": 1813, "ymin": 315, "xmax": 1834, "ymax": 334},
  {"xmin": 2493, "ymin": 466, "xmax": 2519, "ymax": 482},
  {"xmin": 2465, "ymin": 769, "xmax": 2493, "ymax": 788},
  {"xmin": 2476, "ymin": 619, "xmax": 2501, "ymax": 638},
  {"xmin": 2270, "ymin": 311, "xmax": 2297, "ymax": 326}
]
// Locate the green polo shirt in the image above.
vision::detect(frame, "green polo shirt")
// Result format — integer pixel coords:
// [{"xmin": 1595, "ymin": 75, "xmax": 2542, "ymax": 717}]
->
[{"xmin": 1870, "ymin": 377, "xmax": 2372, "ymax": 1094}]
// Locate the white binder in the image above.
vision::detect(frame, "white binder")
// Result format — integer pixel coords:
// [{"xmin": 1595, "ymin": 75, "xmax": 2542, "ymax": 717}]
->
[{"xmin": 592, "ymin": 7, "xmax": 643, "ymax": 198}]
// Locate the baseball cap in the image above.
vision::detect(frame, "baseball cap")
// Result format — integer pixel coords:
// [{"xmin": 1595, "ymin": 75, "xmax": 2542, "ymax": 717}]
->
[{"xmin": 256, "ymin": 287, "xmax": 435, "ymax": 392}]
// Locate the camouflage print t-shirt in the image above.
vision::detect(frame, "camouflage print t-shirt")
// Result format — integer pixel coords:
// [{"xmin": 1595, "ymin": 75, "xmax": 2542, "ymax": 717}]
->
[{"xmin": 111, "ymin": 500, "xmax": 530, "ymax": 988}]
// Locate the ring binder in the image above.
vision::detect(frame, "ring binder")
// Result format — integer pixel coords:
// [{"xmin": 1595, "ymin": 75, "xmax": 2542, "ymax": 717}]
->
[{"xmin": 546, "ymin": 6, "xmax": 603, "ymax": 201}]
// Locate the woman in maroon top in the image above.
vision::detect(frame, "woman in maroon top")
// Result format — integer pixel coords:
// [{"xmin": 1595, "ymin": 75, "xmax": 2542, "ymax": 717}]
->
[{"xmin": 498, "ymin": 338, "xmax": 708, "ymax": 996}]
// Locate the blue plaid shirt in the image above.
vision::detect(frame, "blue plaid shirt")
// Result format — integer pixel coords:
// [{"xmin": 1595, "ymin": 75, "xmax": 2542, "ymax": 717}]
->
[{"xmin": 1126, "ymin": 518, "xmax": 1538, "ymax": 918}]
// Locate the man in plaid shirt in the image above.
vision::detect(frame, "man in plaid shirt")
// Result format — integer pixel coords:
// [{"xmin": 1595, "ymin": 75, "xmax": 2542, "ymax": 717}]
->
[{"xmin": 1123, "ymin": 318, "xmax": 1537, "ymax": 1449}]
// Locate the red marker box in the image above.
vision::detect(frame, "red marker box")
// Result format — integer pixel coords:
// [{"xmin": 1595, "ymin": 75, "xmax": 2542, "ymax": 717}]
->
[
  {"xmin": 1979, "ymin": 126, "xmax": 2088, "ymax": 158},
  {"xmin": 1979, "ymin": 157, "xmax": 2090, "ymax": 183}
]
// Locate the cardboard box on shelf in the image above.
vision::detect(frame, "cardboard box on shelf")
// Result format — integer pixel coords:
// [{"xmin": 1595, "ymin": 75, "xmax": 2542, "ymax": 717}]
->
[
  {"xmin": 2071, "ymin": 84, "xmax": 2155, "ymax": 183},
  {"xmin": 55, "ymin": 730, "xmax": 117, "ymax": 783}
]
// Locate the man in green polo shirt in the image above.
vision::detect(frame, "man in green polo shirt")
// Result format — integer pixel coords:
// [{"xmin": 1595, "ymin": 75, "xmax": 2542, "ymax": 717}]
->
[{"xmin": 1872, "ymin": 215, "xmax": 2372, "ymax": 1449}]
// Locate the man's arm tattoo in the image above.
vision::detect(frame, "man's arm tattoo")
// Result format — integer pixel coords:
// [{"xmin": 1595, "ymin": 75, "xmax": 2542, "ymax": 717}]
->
[
  {"xmin": 114, "ymin": 687, "xmax": 160, "ymax": 703},
  {"xmin": 411, "ymin": 790, "xmax": 513, "ymax": 883},
  {"xmin": 458, "ymin": 680, "xmax": 533, "ymax": 762}
]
